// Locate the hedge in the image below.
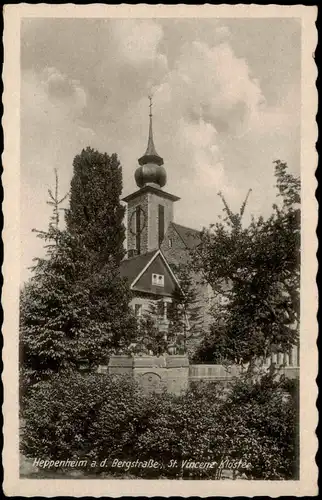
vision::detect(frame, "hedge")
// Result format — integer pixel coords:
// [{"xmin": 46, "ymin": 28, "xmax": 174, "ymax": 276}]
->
[{"xmin": 21, "ymin": 370, "xmax": 298, "ymax": 479}]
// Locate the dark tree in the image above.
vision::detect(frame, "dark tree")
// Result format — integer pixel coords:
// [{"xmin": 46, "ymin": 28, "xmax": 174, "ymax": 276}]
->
[
  {"xmin": 20, "ymin": 152, "xmax": 138, "ymax": 384},
  {"xmin": 65, "ymin": 147, "xmax": 126, "ymax": 266},
  {"xmin": 193, "ymin": 161, "xmax": 300, "ymax": 367}
]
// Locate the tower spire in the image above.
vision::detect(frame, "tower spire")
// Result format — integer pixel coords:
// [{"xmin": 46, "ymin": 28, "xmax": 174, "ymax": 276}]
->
[
  {"xmin": 138, "ymin": 96, "xmax": 164, "ymax": 167},
  {"xmin": 149, "ymin": 94, "xmax": 152, "ymax": 117}
]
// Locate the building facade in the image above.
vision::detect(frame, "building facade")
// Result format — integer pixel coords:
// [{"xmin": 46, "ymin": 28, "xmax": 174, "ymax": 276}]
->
[
  {"xmin": 119, "ymin": 101, "xmax": 299, "ymax": 371},
  {"xmin": 120, "ymin": 100, "xmax": 210, "ymax": 346}
]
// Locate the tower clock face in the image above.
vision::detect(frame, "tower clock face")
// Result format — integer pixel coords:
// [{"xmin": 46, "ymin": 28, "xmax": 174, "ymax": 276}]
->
[{"xmin": 129, "ymin": 206, "xmax": 147, "ymax": 236}]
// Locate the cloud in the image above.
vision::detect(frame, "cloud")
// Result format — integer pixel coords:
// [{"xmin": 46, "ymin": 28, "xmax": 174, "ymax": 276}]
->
[
  {"xmin": 146, "ymin": 34, "xmax": 300, "ymax": 228},
  {"xmin": 20, "ymin": 18, "xmax": 301, "ymax": 282},
  {"xmin": 112, "ymin": 20, "xmax": 164, "ymax": 64},
  {"xmin": 149, "ymin": 37, "xmax": 266, "ymax": 184},
  {"xmin": 41, "ymin": 67, "xmax": 87, "ymax": 113},
  {"xmin": 21, "ymin": 68, "xmax": 97, "ymax": 215},
  {"xmin": 159, "ymin": 40, "xmax": 265, "ymax": 137}
]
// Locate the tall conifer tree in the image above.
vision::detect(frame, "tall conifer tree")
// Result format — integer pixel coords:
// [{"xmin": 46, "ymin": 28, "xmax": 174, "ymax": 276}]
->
[
  {"xmin": 65, "ymin": 147, "xmax": 125, "ymax": 266},
  {"xmin": 21, "ymin": 149, "xmax": 137, "ymax": 383}
]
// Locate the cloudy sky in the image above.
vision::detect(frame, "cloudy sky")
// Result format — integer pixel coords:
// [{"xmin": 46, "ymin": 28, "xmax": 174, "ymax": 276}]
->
[{"xmin": 21, "ymin": 17, "xmax": 301, "ymax": 282}]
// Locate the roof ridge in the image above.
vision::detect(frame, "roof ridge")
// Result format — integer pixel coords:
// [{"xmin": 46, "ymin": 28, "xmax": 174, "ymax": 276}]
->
[
  {"xmin": 122, "ymin": 249, "xmax": 158, "ymax": 262},
  {"xmin": 169, "ymin": 222, "xmax": 201, "ymax": 251},
  {"xmin": 171, "ymin": 222, "xmax": 200, "ymax": 233}
]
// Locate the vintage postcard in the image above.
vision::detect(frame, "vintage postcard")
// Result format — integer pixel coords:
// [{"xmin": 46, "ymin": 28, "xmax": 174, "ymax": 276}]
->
[{"xmin": 2, "ymin": 3, "xmax": 318, "ymax": 497}]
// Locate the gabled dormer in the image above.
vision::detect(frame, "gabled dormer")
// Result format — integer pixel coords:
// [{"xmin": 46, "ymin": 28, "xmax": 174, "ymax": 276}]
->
[{"xmin": 120, "ymin": 249, "xmax": 182, "ymax": 297}]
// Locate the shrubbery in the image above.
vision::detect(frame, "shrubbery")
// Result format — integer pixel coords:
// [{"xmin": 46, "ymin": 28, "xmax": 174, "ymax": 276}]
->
[
  {"xmin": 21, "ymin": 371, "xmax": 298, "ymax": 479},
  {"xmin": 219, "ymin": 374, "xmax": 299, "ymax": 479}
]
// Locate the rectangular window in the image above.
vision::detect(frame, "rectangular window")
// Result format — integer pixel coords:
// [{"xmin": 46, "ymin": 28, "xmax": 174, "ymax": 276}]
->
[
  {"xmin": 158, "ymin": 204, "xmax": 164, "ymax": 246},
  {"xmin": 152, "ymin": 273, "xmax": 164, "ymax": 287},
  {"xmin": 158, "ymin": 300, "xmax": 166, "ymax": 318},
  {"xmin": 136, "ymin": 205, "xmax": 141, "ymax": 255},
  {"xmin": 134, "ymin": 303, "xmax": 142, "ymax": 317}
]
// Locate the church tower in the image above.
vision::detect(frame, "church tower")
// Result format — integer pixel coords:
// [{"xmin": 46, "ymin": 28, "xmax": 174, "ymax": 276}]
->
[{"xmin": 122, "ymin": 98, "xmax": 180, "ymax": 257}]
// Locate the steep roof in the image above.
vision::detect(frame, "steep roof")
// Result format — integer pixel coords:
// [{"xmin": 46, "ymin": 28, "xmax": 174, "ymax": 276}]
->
[
  {"xmin": 171, "ymin": 222, "xmax": 201, "ymax": 249},
  {"xmin": 122, "ymin": 185, "xmax": 180, "ymax": 203},
  {"xmin": 120, "ymin": 250, "xmax": 158, "ymax": 285},
  {"xmin": 120, "ymin": 249, "xmax": 182, "ymax": 295}
]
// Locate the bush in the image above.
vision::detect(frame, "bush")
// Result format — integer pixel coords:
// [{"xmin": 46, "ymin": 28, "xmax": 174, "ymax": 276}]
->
[
  {"xmin": 21, "ymin": 371, "xmax": 145, "ymax": 467},
  {"xmin": 218, "ymin": 372, "xmax": 299, "ymax": 479},
  {"xmin": 133, "ymin": 385, "xmax": 226, "ymax": 478},
  {"xmin": 21, "ymin": 371, "xmax": 298, "ymax": 479}
]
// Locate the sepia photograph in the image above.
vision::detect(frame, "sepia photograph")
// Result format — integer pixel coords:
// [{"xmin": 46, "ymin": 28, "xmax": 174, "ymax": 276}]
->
[{"xmin": 2, "ymin": 4, "xmax": 318, "ymax": 497}]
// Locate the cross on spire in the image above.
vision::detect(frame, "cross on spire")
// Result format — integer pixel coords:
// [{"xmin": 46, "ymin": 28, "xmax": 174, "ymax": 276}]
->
[{"xmin": 148, "ymin": 95, "xmax": 153, "ymax": 117}]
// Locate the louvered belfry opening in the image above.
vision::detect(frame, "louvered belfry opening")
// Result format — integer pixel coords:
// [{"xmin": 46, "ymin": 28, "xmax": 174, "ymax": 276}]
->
[
  {"xmin": 136, "ymin": 205, "xmax": 141, "ymax": 255},
  {"xmin": 158, "ymin": 204, "xmax": 164, "ymax": 247}
]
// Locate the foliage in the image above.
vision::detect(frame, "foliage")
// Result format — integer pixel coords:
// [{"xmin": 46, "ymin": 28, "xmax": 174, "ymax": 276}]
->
[
  {"xmin": 127, "ymin": 300, "xmax": 168, "ymax": 356},
  {"xmin": 167, "ymin": 264, "xmax": 204, "ymax": 355},
  {"xmin": 65, "ymin": 147, "xmax": 126, "ymax": 266},
  {"xmin": 219, "ymin": 371, "xmax": 299, "ymax": 479},
  {"xmin": 21, "ymin": 371, "xmax": 145, "ymax": 462},
  {"xmin": 21, "ymin": 370, "xmax": 298, "ymax": 480},
  {"xmin": 193, "ymin": 161, "xmax": 300, "ymax": 365},
  {"xmin": 126, "ymin": 265, "xmax": 204, "ymax": 356},
  {"xmin": 20, "ymin": 151, "xmax": 138, "ymax": 383}
]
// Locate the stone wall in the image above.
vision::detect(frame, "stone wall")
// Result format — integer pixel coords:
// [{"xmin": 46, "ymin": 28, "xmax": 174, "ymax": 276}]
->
[
  {"xmin": 161, "ymin": 223, "xmax": 189, "ymax": 266},
  {"xmin": 126, "ymin": 192, "xmax": 150, "ymax": 254},
  {"xmin": 148, "ymin": 193, "xmax": 174, "ymax": 251},
  {"xmin": 108, "ymin": 354, "xmax": 189, "ymax": 396},
  {"xmin": 189, "ymin": 364, "xmax": 243, "ymax": 382},
  {"xmin": 126, "ymin": 190, "xmax": 176, "ymax": 255},
  {"xmin": 106, "ymin": 355, "xmax": 299, "ymax": 396}
]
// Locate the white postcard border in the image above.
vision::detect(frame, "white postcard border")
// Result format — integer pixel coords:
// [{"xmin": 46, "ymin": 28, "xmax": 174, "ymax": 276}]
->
[{"xmin": 2, "ymin": 3, "xmax": 318, "ymax": 497}]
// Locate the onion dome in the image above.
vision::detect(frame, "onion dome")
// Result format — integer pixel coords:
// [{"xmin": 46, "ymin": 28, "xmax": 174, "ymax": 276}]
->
[{"xmin": 135, "ymin": 97, "xmax": 166, "ymax": 188}]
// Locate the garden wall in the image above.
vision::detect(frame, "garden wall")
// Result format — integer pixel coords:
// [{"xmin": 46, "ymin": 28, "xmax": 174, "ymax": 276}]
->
[
  {"xmin": 103, "ymin": 354, "xmax": 299, "ymax": 395},
  {"xmin": 106, "ymin": 354, "xmax": 189, "ymax": 396}
]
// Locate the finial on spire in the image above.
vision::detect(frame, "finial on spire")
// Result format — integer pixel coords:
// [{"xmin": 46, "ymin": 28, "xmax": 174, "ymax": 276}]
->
[
  {"xmin": 138, "ymin": 96, "xmax": 164, "ymax": 167},
  {"xmin": 135, "ymin": 96, "xmax": 166, "ymax": 188},
  {"xmin": 148, "ymin": 95, "xmax": 153, "ymax": 117}
]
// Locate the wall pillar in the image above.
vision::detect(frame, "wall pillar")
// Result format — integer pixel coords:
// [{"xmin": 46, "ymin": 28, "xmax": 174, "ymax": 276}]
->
[{"xmin": 108, "ymin": 354, "xmax": 189, "ymax": 396}]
